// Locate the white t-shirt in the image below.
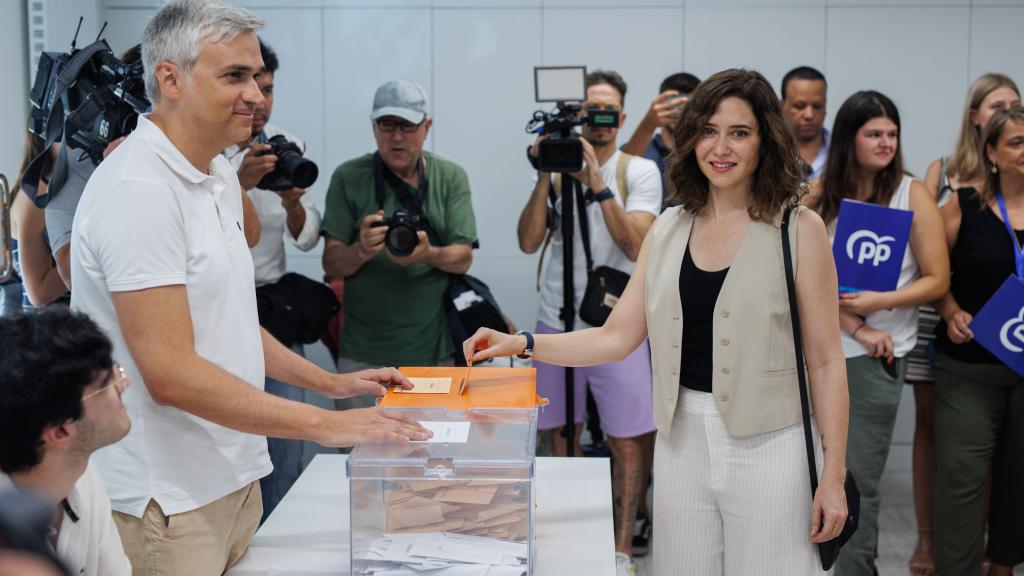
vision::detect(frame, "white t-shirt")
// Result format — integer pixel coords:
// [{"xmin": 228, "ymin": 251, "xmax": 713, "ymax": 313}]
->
[
  {"xmin": 0, "ymin": 463, "xmax": 132, "ymax": 576},
  {"xmin": 71, "ymin": 114, "xmax": 272, "ymax": 518},
  {"xmin": 829, "ymin": 175, "xmax": 921, "ymax": 358},
  {"xmin": 222, "ymin": 123, "xmax": 322, "ymax": 286},
  {"xmin": 536, "ymin": 150, "xmax": 662, "ymax": 331}
]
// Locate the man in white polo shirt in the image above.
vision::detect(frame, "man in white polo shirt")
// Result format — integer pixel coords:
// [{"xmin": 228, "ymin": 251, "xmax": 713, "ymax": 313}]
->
[{"xmin": 70, "ymin": 2, "xmax": 429, "ymax": 574}]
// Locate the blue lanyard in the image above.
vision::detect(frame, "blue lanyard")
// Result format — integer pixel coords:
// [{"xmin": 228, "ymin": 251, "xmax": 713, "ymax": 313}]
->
[{"xmin": 996, "ymin": 187, "xmax": 1024, "ymax": 279}]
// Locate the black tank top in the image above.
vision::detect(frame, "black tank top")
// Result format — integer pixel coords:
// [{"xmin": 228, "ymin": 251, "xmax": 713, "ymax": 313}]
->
[
  {"xmin": 937, "ymin": 187, "xmax": 1024, "ymax": 363},
  {"xmin": 679, "ymin": 246, "xmax": 730, "ymax": 393}
]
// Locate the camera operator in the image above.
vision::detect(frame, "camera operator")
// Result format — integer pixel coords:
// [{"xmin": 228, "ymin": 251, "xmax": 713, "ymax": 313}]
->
[
  {"xmin": 70, "ymin": 3, "xmax": 430, "ymax": 573},
  {"xmin": 322, "ymin": 79, "xmax": 478, "ymax": 412},
  {"xmin": 220, "ymin": 37, "xmax": 323, "ymax": 520},
  {"xmin": 0, "ymin": 307, "xmax": 132, "ymax": 576},
  {"xmin": 621, "ymin": 72, "xmax": 701, "ymax": 206},
  {"xmin": 518, "ymin": 69, "xmax": 660, "ymax": 576}
]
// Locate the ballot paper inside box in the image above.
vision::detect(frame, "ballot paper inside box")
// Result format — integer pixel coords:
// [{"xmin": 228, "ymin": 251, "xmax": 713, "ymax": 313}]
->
[{"xmin": 347, "ymin": 407, "xmax": 537, "ymax": 576}]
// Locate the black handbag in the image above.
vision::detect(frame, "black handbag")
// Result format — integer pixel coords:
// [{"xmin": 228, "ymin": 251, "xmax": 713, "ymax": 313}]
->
[
  {"xmin": 576, "ymin": 188, "xmax": 630, "ymax": 327},
  {"xmin": 780, "ymin": 207, "xmax": 861, "ymax": 571},
  {"xmin": 256, "ymin": 272, "xmax": 340, "ymax": 347}
]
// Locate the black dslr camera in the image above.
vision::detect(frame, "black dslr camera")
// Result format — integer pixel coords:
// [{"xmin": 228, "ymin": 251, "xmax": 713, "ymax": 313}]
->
[
  {"xmin": 526, "ymin": 66, "xmax": 620, "ymax": 173},
  {"xmin": 255, "ymin": 134, "xmax": 319, "ymax": 191},
  {"xmin": 371, "ymin": 209, "xmax": 425, "ymax": 257},
  {"xmin": 29, "ymin": 37, "xmax": 148, "ymax": 166}
]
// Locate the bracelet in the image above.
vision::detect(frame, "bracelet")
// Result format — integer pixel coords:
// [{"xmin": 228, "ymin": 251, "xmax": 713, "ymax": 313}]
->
[{"xmin": 851, "ymin": 324, "xmax": 866, "ymax": 339}]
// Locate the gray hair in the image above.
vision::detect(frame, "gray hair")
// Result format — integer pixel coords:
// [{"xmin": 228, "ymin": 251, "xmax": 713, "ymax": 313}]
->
[{"xmin": 142, "ymin": 0, "xmax": 264, "ymax": 103}]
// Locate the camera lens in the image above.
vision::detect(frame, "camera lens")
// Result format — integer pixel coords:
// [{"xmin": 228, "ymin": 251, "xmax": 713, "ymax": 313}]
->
[
  {"xmin": 386, "ymin": 223, "xmax": 419, "ymax": 257},
  {"xmin": 279, "ymin": 150, "xmax": 318, "ymax": 189}
]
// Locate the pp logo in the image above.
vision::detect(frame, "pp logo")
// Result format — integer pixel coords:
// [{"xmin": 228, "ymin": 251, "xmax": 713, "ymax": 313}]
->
[
  {"xmin": 846, "ymin": 230, "xmax": 895, "ymax": 267},
  {"xmin": 999, "ymin": 306, "xmax": 1024, "ymax": 353}
]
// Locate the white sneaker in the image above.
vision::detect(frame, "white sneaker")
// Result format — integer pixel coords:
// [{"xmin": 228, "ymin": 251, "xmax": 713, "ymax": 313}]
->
[{"xmin": 615, "ymin": 551, "xmax": 637, "ymax": 576}]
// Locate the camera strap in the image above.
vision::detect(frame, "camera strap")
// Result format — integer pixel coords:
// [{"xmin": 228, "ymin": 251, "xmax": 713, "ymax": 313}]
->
[
  {"xmin": 372, "ymin": 151, "xmax": 443, "ymax": 247},
  {"xmin": 22, "ymin": 40, "xmax": 111, "ymax": 208}
]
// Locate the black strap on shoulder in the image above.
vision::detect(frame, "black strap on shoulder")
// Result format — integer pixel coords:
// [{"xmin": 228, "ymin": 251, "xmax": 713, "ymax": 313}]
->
[
  {"xmin": 22, "ymin": 41, "xmax": 111, "ymax": 208},
  {"xmin": 372, "ymin": 152, "xmax": 443, "ymax": 247},
  {"xmin": 576, "ymin": 181, "xmax": 595, "ymax": 271},
  {"xmin": 780, "ymin": 206, "xmax": 820, "ymax": 499}
]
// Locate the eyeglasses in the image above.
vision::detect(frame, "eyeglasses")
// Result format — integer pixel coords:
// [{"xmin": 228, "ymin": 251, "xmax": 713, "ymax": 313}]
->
[
  {"xmin": 82, "ymin": 363, "xmax": 129, "ymax": 402},
  {"xmin": 375, "ymin": 119, "xmax": 424, "ymax": 133}
]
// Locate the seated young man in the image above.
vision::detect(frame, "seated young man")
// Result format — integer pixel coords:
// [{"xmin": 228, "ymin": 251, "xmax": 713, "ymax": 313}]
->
[{"xmin": 0, "ymin": 307, "xmax": 132, "ymax": 576}]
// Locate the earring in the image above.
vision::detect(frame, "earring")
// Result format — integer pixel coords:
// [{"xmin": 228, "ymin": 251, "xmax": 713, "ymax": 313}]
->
[{"xmin": 992, "ymin": 164, "xmax": 999, "ymax": 174}]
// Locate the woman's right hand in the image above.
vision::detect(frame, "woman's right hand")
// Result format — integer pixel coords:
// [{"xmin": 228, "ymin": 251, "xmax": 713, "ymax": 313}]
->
[
  {"xmin": 854, "ymin": 325, "xmax": 894, "ymax": 362},
  {"xmin": 463, "ymin": 328, "xmax": 527, "ymax": 365},
  {"xmin": 945, "ymin": 309, "xmax": 974, "ymax": 343}
]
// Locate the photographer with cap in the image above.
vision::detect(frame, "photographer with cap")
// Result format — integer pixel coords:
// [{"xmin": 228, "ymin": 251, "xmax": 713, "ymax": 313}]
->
[
  {"xmin": 70, "ymin": 2, "xmax": 430, "ymax": 574},
  {"xmin": 517, "ymin": 69, "xmax": 661, "ymax": 576},
  {"xmin": 322, "ymin": 80, "xmax": 477, "ymax": 414},
  {"xmin": 221, "ymin": 36, "xmax": 323, "ymax": 520}
]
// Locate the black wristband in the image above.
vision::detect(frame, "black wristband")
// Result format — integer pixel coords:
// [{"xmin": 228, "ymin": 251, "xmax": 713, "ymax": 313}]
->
[
  {"xmin": 515, "ymin": 330, "xmax": 534, "ymax": 359},
  {"xmin": 588, "ymin": 188, "xmax": 614, "ymax": 203}
]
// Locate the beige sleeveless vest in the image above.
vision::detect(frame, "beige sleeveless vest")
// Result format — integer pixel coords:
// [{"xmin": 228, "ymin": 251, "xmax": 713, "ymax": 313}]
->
[{"xmin": 644, "ymin": 206, "xmax": 812, "ymax": 437}]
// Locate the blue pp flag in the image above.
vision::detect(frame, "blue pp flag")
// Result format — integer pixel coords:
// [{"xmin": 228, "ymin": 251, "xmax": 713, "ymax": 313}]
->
[
  {"xmin": 832, "ymin": 199, "xmax": 913, "ymax": 293},
  {"xmin": 970, "ymin": 276, "xmax": 1024, "ymax": 377}
]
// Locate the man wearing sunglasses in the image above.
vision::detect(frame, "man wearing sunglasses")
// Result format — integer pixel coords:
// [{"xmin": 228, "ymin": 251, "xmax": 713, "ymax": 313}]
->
[
  {"xmin": 0, "ymin": 307, "xmax": 132, "ymax": 576},
  {"xmin": 323, "ymin": 79, "xmax": 478, "ymax": 410}
]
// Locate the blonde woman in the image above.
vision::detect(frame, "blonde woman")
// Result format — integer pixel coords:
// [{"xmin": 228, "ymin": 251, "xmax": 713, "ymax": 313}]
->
[{"xmin": 912, "ymin": 74, "xmax": 1019, "ymax": 575}]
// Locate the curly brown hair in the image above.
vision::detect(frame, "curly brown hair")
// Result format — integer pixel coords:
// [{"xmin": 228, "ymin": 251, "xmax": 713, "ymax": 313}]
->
[{"xmin": 665, "ymin": 68, "xmax": 804, "ymax": 222}]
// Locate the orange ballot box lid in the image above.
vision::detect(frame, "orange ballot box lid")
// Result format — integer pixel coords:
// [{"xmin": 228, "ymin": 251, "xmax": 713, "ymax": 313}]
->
[{"xmin": 381, "ymin": 366, "xmax": 548, "ymax": 410}]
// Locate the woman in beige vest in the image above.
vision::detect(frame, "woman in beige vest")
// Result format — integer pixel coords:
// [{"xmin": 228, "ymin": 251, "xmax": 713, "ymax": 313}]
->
[{"xmin": 465, "ymin": 69, "xmax": 849, "ymax": 575}]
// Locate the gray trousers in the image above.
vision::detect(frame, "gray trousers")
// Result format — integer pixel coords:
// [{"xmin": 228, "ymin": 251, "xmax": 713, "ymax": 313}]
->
[
  {"xmin": 835, "ymin": 355, "xmax": 906, "ymax": 576},
  {"xmin": 932, "ymin": 351, "xmax": 1024, "ymax": 573}
]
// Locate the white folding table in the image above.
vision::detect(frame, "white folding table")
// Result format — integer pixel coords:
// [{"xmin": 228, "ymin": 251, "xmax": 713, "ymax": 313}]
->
[{"xmin": 226, "ymin": 454, "xmax": 614, "ymax": 576}]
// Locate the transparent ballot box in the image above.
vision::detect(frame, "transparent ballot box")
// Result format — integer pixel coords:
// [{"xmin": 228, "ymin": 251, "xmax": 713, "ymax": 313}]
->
[{"xmin": 347, "ymin": 406, "xmax": 538, "ymax": 576}]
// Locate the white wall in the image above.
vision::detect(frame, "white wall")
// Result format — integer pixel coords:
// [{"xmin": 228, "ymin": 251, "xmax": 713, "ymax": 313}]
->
[
  {"xmin": 32, "ymin": 0, "xmax": 1024, "ymax": 471},
  {"xmin": 0, "ymin": 1, "xmax": 28, "ymax": 185}
]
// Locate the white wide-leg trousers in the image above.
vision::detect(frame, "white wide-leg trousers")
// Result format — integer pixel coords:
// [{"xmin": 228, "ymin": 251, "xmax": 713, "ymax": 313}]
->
[{"xmin": 652, "ymin": 388, "xmax": 829, "ymax": 576}]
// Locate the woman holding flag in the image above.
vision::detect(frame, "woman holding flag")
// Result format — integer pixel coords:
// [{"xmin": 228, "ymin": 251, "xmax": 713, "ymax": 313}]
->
[
  {"xmin": 802, "ymin": 90, "xmax": 949, "ymax": 576},
  {"xmin": 933, "ymin": 105, "xmax": 1024, "ymax": 576}
]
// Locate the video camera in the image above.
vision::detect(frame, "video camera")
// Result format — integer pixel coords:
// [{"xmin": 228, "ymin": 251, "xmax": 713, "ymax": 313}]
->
[
  {"xmin": 21, "ymin": 20, "xmax": 149, "ymax": 206},
  {"xmin": 525, "ymin": 66, "xmax": 620, "ymax": 173},
  {"xmin": 29, "ymin": 37, "xmax": 148, "ymax": 166},
  {"xmin": 256, "ymin": 134, "xmax": 319, "ymax": 191}
]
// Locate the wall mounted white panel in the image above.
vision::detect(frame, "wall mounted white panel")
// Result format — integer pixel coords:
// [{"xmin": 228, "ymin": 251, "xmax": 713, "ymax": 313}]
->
[
  {"xmin": 542, "ymin": 8, "xmax": 684, "ymax": 149},
  {"xmin": 433, "ymin": 8, "xmax": 542, "ymax": 328},
  {"xmin": 683, "ymin": 6, "xmax": 825, "ymax": 98},
  {"xmin": 826, "ymin": 6, "xmax": 969, "ymax": 178},
  {"xmin": 827, "ymin": 0, "xmax": 967, "ymax": 5},
  {"xmin": 248, "ymin": 8, "xmax": 328, "ymax": 259},
  {"xmin": 321, "ymin": 8, "xmax": 432, "ymax": 185},
  {"xmin": 969, "ymin": 7, "xmax": 1024, "ymax": 86},
  {"xmin": 103, "ymin": 8, "xmax": 156, "ymax": 56},
  {"xmin": 544, "ymin": 0, "xmax": 680, "ymax": 7},
  {"xmin": 1, "ymin": 1, "xmax": 27, "ymax": 181},
  {"xmin": 688, "ymin": 0, "xmax": 822, "ymax": 6},
  {"xmin": 436, "ymin": 0, "xmax": 541, "ymax": 7},
  {"xmin": 323, "ymin": 0, "xmax": 431, "ymax": 7}
]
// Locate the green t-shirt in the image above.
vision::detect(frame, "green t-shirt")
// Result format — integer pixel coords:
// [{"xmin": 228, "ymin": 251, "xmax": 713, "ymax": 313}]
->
[{"xmin": 322, "ymin": 152, "xmax": 477, "ymax": 366}]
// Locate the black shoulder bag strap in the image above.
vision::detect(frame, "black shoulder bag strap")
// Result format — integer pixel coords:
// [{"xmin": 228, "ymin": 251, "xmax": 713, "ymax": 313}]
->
[
  {"xmin": 780, "ymin": 207, "xmax": 820, "ymax": 509},
  {"xmin": 372, "ymin": 151, "xmax": 441, "ymax": 246},
  {"xmin": 576, "ymin": 182, "xmax": 595, "ymax": 273},
  {"xmin": 22, "ymin": 41, "xmax": 110, "ymax": 208},
  {"xmin": 781, "ymin": 206, "xmax": 859, "ymax": 571}
]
